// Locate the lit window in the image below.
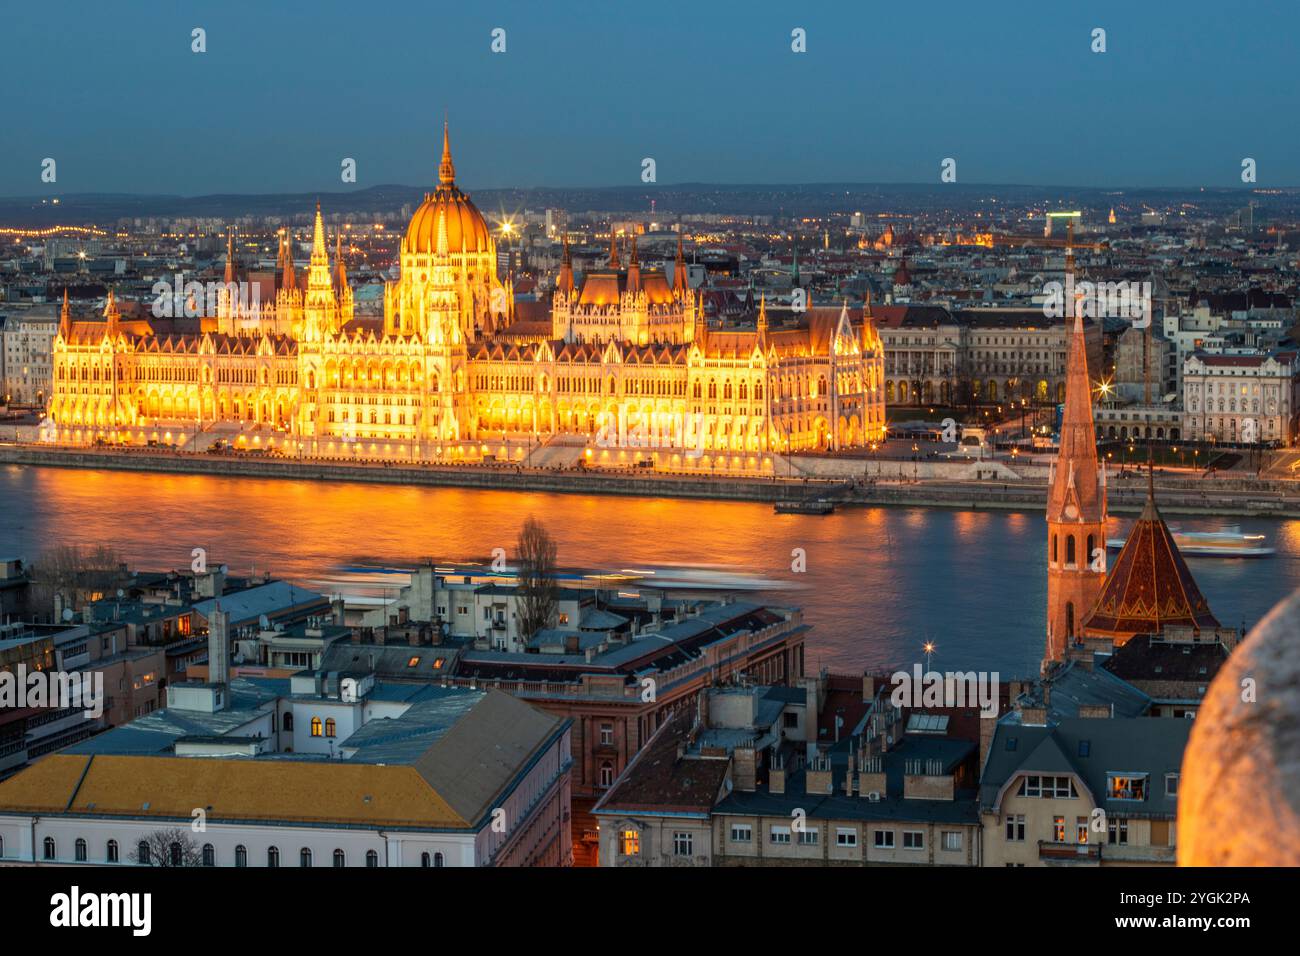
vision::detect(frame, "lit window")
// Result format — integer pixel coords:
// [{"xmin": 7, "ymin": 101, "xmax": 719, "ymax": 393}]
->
[
  {"xmin": 1107, "ymin": 774, "xmax": 1148, "ymax": 801},
  {"xmin": 311, "ymin": 716, "xmax": 323, "ymax": 737},
  {"xmin": 621, "ymin": 830, "xmax": 640, "ymax": 856},
  {"xmin": 407, "ymin": 656, "xmax": 420, "ymax": 668},
  {"xmin": 325, "ymin": 718, "xmax": 336, "ymax": 738}
]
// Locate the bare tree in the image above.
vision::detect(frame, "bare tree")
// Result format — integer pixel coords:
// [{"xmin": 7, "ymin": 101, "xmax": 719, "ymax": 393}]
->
[
  {"xmin": 27, "ymin": 544, "xmax": 124, "ymax": 622},
  {"xmin": 130, "ymin": 828, "xmax": 205, "ymax": 867},
  {"xmin": 516, "ymin": 516, "xmax": 559, "ymax": 639}
]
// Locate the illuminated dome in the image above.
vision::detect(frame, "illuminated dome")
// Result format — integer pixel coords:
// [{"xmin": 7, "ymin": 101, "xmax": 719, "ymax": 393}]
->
[{"xmin": 403, "ymin": 123, "xmax": 493, "ymax": 256}]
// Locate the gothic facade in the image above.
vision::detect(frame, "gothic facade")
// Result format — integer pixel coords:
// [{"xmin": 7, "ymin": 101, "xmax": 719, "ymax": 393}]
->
[{"xmin": 48, "ymin": 125, "xmax": 886, "ymax": 465}]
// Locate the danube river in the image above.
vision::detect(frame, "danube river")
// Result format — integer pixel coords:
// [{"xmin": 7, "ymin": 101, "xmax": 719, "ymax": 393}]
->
[{"xmin": 3, "ymin": 464, "xmax": 1299, "ymax": 676}]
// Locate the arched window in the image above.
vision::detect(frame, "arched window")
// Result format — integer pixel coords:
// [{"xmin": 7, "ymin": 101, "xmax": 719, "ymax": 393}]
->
[
  {"xmin": 1065, "ymin": 535, "xmax": 1076, "ymax": 565},
  {"xmin": 136, "ymin": 841, "xmax": 149, "ymax": 865},
  {"xmin": 708, "ymin": 380, "xmax": 717, "ymax": 399},
  {"xmin": 1066, "ymin": 602, "xmax": 1076, "ymax": 639},
  {"xmin": 1051, "ymin": 534, "xmax": 1058, "ymax": 563},
  {"xmin": 107, "ymin": 840, "xmax": 119, "ymax": 863},
  {"xmin": 333, "ymin": 849, "xmax": 346, "ymax": 868},
  {"xmin": 366, "ymin": 850, "xmax": 379, "ymax": 868},
  {"xmin": 203, "ymin": 844, "xmax": 215, "ymax": 867},
  {"xmin": 300, "ymin": 848, "xmax": 312, "ymax": 868},
  {"xmin": 169, "ymin": 842, "xmax": 182, "ymax": 866},
  {"xmin": 310, "ymin": 716, "xmax": 322, "ymax": 737},
  {"xmin": 421, "ymin": 852, "xmax": 431, "ymax": 868},
  {"xmin": 1086, "ymin": 535, "xmax": 1096, "ymax": 566},
  {"xmin": 599, "ymin": 761, "xmax": 614, "ymax": 788},
  {"xmin": 325, "ymin": 718, "xmax": 336, "ymax": 738},
  {"xmin": 434, "ymin": 852, "xmax": 444, "ymax": 868},
  {"xmin": 267, "ymin": 846, "xmax": 280, "ymax": 868},
  {"xmin": 235, "ymin": 845, "xmax": 247, "ymax": 868},
  {"xmin": 283, "ymin": 712, "xmax": 294, "ymax": 732},
  {"xmin": 75, "ymin": 838, "xmax": 87, "ymax": 862}
]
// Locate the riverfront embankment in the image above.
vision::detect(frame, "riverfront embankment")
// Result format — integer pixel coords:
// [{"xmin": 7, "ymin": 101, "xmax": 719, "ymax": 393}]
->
[{"xmin": 1, "ymin": 444, "xmax": 1296, "ymax": 517}]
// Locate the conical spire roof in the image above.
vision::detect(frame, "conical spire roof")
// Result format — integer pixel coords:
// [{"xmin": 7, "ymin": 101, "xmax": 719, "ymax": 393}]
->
[
  {"xmin": 1083, "ymin": 467, "xmax": 1220, "ymax": 638},
  {"xmin": 1047, "ymin": 307, "xmax": 1104, "ymax": 521},
  {"xmin": 438, "ymin": 120, "xmax": 456, "ymax": 186},
  {"xmin": 310, "ymin": 201, "xmax": 328, "ymax": 265}
]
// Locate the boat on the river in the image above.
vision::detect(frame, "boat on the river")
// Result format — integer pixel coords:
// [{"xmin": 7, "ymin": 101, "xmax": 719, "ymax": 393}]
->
[
  {"xmin": 1106, "ymin": 525, "xmax": 1274, "ymax": 558},
  {"xmin": 774, "ymin": 498, "xmax": 836, "ymax": 515}
]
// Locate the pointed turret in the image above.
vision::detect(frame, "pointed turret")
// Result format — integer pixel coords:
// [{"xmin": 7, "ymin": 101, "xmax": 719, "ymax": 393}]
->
[
  {"xmin": 757, "ymin": 293, "xmax": 768, "ymax": 342},
  {"xmin": 608, "ymin": 229, "xmax": 620, "ymax": 269},
  {"xmin": 557, "ymin": 234, "xmax": 574, "ymax": 295},
  {"xmin": 438, "ymin": 120, "xmax": 456, "ymax": 186},
  {"xmin": 335, "ymin": 231, "xmax": 348, "ymax": 291},
  {"xmin": 861, "ymin": 287, "xmax": 878, "ymax": 350},
  {"xmin": 59, "ymin": 287, "xmax": 71, "ymax": 340},
  {"xmin": 627, "ymin": 234, "xmax": 641, "ymax": 293},
  {"xmin": 103, "ymin": 286, "xmax": 120, "ymax": 337},
  {"xmin": 224, "ymin": 229, "xmax": 237, "ymax": 284},
  {"xmin": 673, "ymin": 231, "xmax": 688, "ymax": 293},
  {"xmin": 279, "ymin": 230, "xmax": 297, "ymax": 291},
  {"xmin": 310, "ymin": 201, "xmax": 328, "ymax": 267}
]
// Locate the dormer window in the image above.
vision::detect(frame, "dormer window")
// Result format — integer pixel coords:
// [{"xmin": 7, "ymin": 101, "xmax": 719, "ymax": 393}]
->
[{"xmin": 1107, "ymin": 773, "xmax": 1148, "ymax": 801}]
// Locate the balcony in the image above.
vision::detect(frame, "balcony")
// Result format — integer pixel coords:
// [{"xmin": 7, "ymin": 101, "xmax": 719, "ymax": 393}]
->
[
  {"xmin": 1038, "ymin": 840, "xmax": 1101, "ymax": 864},
  {"xmin": 1100, "ymin": 843, "xmax": 1175, "ymax": 865}
]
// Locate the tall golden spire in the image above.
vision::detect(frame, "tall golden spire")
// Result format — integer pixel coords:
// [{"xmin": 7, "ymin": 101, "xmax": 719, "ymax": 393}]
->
[
  {"xmin": 310, "ymin": 201, "xmax": 328, "ymax": 266},
  {"xmin": 757, "ymin": 293, "xmax": 768, "ymax": 341},
  {"xmin": 608, "ymin": 229, "xmax": 620, "ymax": 268},
  {"xmin": 438, "ymin": 120, "xmax": 456, "ymax": 186}
]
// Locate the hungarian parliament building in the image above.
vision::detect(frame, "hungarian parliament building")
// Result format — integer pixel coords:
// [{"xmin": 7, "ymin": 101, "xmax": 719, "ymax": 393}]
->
[{"xmin": 47, "ymin": 126, "xmax": 886, "ymax": 466}]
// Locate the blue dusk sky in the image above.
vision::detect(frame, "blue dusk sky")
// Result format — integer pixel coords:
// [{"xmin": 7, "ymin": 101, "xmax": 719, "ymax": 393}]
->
[{"xmin": 1, "ymin": 0, "xmax": 1295, "ymax": 194}]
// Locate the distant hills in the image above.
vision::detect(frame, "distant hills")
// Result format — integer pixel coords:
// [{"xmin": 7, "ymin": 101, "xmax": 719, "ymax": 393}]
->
[{"xmin": 0, "ymin": 182, "xmax": 1289, "ymax": 228}]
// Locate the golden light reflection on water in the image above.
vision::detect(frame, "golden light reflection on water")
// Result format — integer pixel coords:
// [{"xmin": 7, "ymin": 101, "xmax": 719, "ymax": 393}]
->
[{"xmin": 2, "ymin": 465, "xmax": 1298, "ymax": 675}]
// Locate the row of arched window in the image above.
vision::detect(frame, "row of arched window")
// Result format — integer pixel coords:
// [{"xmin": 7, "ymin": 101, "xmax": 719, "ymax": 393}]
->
[{"xmin": 35, "ymin": 836, "xmax": 445, "ymax": 867}]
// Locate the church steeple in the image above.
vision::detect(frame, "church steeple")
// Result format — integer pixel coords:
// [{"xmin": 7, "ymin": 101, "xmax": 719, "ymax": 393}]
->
[
  {"xmin": 608, "ymin": 229, "xmax": 620, "ymax": 269},
  {"xmin": 757, "ymin": 293, "xmax": 768, "ymax": 341},
  {"xmin": 1044, "ymin": 284, "xmax": 1107, "ymax": 668}
]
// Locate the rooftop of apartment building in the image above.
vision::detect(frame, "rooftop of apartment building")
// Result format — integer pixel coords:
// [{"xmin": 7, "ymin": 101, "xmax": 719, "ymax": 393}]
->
[
  {"xmin": 979, "ymin": 717, "xmax": 1190, "ymax": 819},
  {"xmin": 0, "ymin": 685, "xmax": 566, "ymax": 832}
]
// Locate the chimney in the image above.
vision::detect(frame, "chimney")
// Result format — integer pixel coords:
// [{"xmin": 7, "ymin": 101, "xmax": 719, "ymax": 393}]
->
[
  {"xmin": 208, "ymin": 602, "xmax": 230, "ymax": 692},
  {"xmin": 732, "ymin": 743, "xmax": 757, "ymax": 792},
  {"xmin": 806, "ymin": 754, "xmax": 833, "ymax": 795},
  {"xmin": 331, "ymin": 596, "xmax": 346, "ymax": 626},
  {"xmin": 769, "ymin": 756, "xmax": 786, "ymax": 795}
]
